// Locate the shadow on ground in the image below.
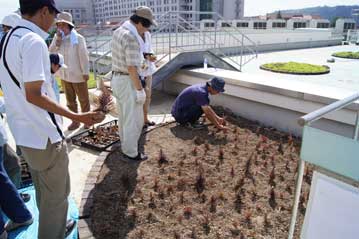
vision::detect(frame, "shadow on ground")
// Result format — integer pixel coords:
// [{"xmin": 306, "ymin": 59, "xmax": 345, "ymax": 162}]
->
[{"xmin": 83, "ymin": 135, "xmax": 147, "ymax": 239}]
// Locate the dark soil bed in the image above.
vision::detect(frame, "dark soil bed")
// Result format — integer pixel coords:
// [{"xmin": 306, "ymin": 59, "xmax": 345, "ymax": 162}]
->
[{"xmin": 91, "ymin": 110, "xmax": 312, "ymax": 239}]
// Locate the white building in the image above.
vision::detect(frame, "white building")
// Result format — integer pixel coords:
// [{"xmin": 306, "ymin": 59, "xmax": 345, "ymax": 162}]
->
[
  {"xmin": 54, "ymin": 0, "xmax": 95, "ymax": 24},
  {"xmin": 92, "ymin": 0, "xmax": 244, "ymax": 24}
]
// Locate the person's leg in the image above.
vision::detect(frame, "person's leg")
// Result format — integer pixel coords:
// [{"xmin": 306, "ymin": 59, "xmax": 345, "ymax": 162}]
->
[
  {"xmin": 111, "ymin": 75, "xmax": 124, "ymax": 144},
  {"xmin": 61, "ymin": 80, "xmax": 80, "ymax": 130},
  {"xmin": 143, "ymin": 76, "xmax": 153, "ymax": 124},
  {"xmin": 60, "ymin": 80, "xmax": 77, "ymax": 113},
  {"xmin": 3, "ymin": 144, "xmax": 21, "ymax": 188},
  {"xmin": 73, "ymin": 82, "xmax": 90, "ymax": 113},
  {"xmin": 20, "ymin": 141, "xmax": 70, "ymax": 239},
  {"xmin": 176, "ymin": 105, "xmax": 203, "ymax": 125},
  {"xmin": 0, "ymin": 146, "xmax": 32, "ymax": 226},
  {"xmin": 112, "ymin": 75, "xmax": 144, "ymax": 158}
]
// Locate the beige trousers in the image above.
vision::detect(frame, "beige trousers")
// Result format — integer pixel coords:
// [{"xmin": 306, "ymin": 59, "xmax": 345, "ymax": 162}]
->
[
  {"xmin": 111, "ymin": 74, "xmax": 144, "ymax": 157},
  {"xmin": 19, "ymin": 140, "xmax": 70, "ymax": 239},
  {"xmin": 61, "ymin": 80, "xmax": 90, "ymax": 114}
]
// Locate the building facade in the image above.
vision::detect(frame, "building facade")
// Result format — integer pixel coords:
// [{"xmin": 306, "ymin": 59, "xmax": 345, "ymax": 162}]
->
[
  {"xmin": 91, "ymin": 0, "xmax": 244, "ymax": 24},
  {"xmin": 55, "ymin": 0, "xmax": 95, "ymax": 24}
]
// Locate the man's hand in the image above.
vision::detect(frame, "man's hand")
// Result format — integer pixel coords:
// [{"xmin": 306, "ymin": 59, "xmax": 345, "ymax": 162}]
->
[
  {"xmin": 218, "ymin": 117, "xmax": 227, "ymax": 126},
  {"xmin": 148, "ymin": 54, "xmax": 157, "ymax": 62},
  {"xmin": 83, "ymin": 75, "xmax": 89, "ymax": 82},
  {"xmin": 136, "ymin": 89, "xmax": 146, "ymax": 104},
  {"xmin": 217, "ymin": 123, "xmax": 229, "ymax": 132},
  {"xmin": 55, "ymin": 30, "xmax": 63, "ymax": 47},
  {"xmin": 75, "ymin": 111, "xmax": 105, "ymax": 126}
]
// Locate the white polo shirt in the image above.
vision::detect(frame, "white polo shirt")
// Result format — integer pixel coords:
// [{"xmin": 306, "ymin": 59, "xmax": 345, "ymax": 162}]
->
[{"xmin": 0, "ymin": 19, "xmax": 63, "ymax": 150}]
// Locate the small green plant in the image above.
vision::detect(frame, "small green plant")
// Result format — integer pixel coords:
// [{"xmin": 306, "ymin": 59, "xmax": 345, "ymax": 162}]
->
[
  {"xmin": 260, "ymin": 62, "xmax": 330, "ymax": 74},
  {"xmin": 332, "ymin": 51, "xmax": 359, "ymax": 59}
]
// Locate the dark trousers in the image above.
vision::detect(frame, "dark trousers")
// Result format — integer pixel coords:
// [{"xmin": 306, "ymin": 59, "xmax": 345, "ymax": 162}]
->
[
  {"xmin": 174, "ymin": 105, "xmax": 203, "ymax": 125},
  {"xmin": 0, "ymin": 146, "xmax": 32, "ymax": 234}
]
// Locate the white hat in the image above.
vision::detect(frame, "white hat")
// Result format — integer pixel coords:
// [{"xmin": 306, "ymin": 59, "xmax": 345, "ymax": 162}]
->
[
  {"xmin": 58, "ymin": 53, "xmax": 68, "ymax": 69},
  {"xmin": 56, "ymin": 12, "xmax": 74, "ymax": 27},
  {"xmin": 1, "ymin": 13, "xmax": 21, "ymax": 28},
  {"xmin": 50, "ymin": 53, "xmax": 68, "ymax": 69}
]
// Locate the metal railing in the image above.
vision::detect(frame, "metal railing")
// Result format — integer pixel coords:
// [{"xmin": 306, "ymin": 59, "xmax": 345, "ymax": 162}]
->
[
  {"xmin": 90, "ymin": 11, "xmax": 258, "ymax": 84},
  {"xmin": 288, "ymin": 92, "xmax": 359, "ymax": 239}
]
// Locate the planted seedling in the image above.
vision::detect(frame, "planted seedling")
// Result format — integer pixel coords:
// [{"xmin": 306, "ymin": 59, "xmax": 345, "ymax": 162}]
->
[
  {"xmin": 94, "ymin": 90, "xmax": 115, "ymax": 114},
  {"xmin": 202, "ymin": 215, "xmax": 211, "ymax": 235},
  {"xmin": 174, "ymin": 232, "xmax": 181, "ymax": 239},
  {"xmin": 286, "ymin": 185, "xmax": 292, "ymax": 195},
  {"xmin": 148, "ymin": 193, "xmax": 156, "ymax": 209},
  {"xmin": 183, "ymin": 206, "xmax": 193, "ymax": 219},
  {"xmin": 177, "ymin": 179, "xmax": 186, "ymax": 191},
  {"xmin": 244, "ymin": 211, "xmax": 252, "ymax": 227},
  {"xmin": 158, "ymin": 149, "xmax": 169, "ymax": 166},
  {"xmin": 285, "ymin": 161, "xmax": 291, "ymax": 173},
  {"xmin": 195, "ymin": 172, "xmax": 206, "ymax": 194},
  {"xmin": 234, "ymin": 193, "xmax": 243, "ymax": 213},
  {"xmin": 179, "ymin": 192, "xmax": 185, "ymax": 204},
  {"xmin": 153, "ymin": 177, "xmax": 159, "ymax": 192},
  {"xmin": 218, "ymin": 148, "xmax": 224, "ymax": 162},
  {"xmin": 234, "ymin": 177, "xmax": 245, "ymax": 192},
  {"xmin": 230, "ymin": 222, "xmax": 241, "ymax": 236},
  {"xmin": 190, "ymin": 228, "xmax": 197, "ymax": 239},
  {"xmin": 278, "ymin": 142, "xmax": 284, "ymax": 155},
  {"xmin": 209, "ymin": 195, "xmax": 217, "ymax": 213},
  {"xmin": 269, "ymin": 188, "xmax": 277, "ymax": 210},
  {"xmin": 264, "ymin": 213, "xmax": 271, "ymax": 232},
  {"xmin": 230, "ymin": 165, "xmax": 235, "ymax": 178},
  {"xmin": 269, "ymin": 167, "xmax": 276, "ymax": 187},
  {"xmin": 192, "ymin": 147, "xmax": 198, "ymax": 156}
]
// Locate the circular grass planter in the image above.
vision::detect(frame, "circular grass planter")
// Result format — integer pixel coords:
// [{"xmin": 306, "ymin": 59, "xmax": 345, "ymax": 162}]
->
[
  {"xmin": 260, "ymin": 62, "xmax": 330, "ymax": 75},
  {"xmin": 332, "ymin": 51, "xmax": 359, "ymax": 59}
]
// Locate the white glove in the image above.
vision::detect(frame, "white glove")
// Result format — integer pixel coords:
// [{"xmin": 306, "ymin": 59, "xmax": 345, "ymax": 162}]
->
[{"xmin": 136, "ymin": 89, "xmax": 146, "ymax": 104}]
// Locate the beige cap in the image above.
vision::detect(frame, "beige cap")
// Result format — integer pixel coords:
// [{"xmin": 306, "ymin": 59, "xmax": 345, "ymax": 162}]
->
[
  {"xmin": 56, "ymin": 12, "xmax": 74, "ymax": 27},
  {"xmin": 134, "ymin": 6, "xmax": 157, "ymax": 27}
]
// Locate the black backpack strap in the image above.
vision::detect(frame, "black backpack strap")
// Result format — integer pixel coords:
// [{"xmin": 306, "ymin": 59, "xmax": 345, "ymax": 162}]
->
[
  {"xmin": 48, "ymin": 112, "xmax": 65, "ymax": 140},
  {"xmin": 1, "ymin": 26, "xmax": 32, "ymax": 89},
  {"xmin": 2, "ymin": 26, "xmax": 65, "ymax": 140},
  {"xmin": 0, "ymin": 32, "xmax": 8, "ymax": 59}
]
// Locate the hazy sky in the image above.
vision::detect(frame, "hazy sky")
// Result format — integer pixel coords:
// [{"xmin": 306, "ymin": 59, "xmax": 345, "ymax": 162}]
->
[{"xmin": 0, "ymin": 0, "xmax": 358, "ymax": 22}]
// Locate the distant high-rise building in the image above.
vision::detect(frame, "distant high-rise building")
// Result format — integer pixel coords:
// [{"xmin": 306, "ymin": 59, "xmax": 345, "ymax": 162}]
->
[
  {"xmin": 55, "ymin": 0, "xmax": 244, "ymax": 24},
  {"xmin": 55, "ymin": 0, "xmax": 95, "ymax": 24}
]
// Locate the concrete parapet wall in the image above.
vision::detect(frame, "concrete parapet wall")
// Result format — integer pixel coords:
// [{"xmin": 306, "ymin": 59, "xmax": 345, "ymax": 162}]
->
[{"xmin": 163, "ymin": 70, "xmax": 358, "ymax": 138}]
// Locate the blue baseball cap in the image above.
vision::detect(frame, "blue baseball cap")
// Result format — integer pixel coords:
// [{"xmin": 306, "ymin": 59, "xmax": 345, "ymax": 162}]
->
[
  {"xmin": 20, "ymin": 0, "xmax": 61, "ymax": 14},
  {"xmin": 208, "ymin": 77, "xmax": 225, "ymax": 93}
]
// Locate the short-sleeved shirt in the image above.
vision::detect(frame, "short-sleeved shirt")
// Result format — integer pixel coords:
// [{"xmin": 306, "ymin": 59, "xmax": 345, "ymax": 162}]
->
[
  {"xmin": 0, "ymin": 19, "xmax": 63, "ymax": 150},
  {"xmin": 171, "ymin": 83, "xmax": 210, "ymax": 118},
  {"xmin": 111, "ymin": 26, "xmax": 142, "ymax": 73}
]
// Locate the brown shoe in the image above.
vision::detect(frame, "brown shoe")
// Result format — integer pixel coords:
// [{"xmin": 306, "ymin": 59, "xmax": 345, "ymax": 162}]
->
[{"xmin": 67, "ymin": 122, "xmax": 80, "ymax": 131}]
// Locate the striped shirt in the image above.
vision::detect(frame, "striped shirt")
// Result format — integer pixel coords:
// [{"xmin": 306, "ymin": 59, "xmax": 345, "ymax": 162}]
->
[{"xmin": 111, "ymin": 27, "xmax": 141, "ymax": 73}]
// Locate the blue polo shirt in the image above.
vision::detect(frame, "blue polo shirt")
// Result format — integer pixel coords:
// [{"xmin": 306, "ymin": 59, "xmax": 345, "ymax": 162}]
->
[{"xmin": 171, "ymin": 83, "xmax": 210, "ymax": 118}]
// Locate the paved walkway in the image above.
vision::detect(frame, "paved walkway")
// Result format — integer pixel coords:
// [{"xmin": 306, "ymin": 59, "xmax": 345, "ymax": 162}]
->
[{"xmin": 5, "ymin": 90, "xmax": 176, "ymax": 206}]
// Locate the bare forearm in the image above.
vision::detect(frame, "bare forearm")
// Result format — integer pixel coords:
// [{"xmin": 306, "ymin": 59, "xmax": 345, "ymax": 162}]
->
[
  {"xmin": 128, "ymin": 66, "xmax": 142, "ymax": 90},
  {"xmin": 203, "ymin": 108, "xmax": 220, "ymax": 127},
  {"xmin": 27, "ymin": 94, "xmax": 77, "ymax": 121}
]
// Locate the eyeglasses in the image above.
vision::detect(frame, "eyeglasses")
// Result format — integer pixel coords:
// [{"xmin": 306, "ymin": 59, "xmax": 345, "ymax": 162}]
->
[{"xmin": 140, "ymin": 19, "xmax": 151, "ymax": 28}]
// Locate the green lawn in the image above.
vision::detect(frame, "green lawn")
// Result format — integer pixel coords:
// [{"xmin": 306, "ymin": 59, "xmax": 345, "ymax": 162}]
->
[
  {"xmin": 332, "ymin": 51, "xmax": 359, "ymax": 59},
  {"xmin": 56, "ymin": 72, "xmax": 98, "ymax": 92},
  {"xmin": 260, "ymin": 62, "xmax": 330, "ymax": 74}
]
